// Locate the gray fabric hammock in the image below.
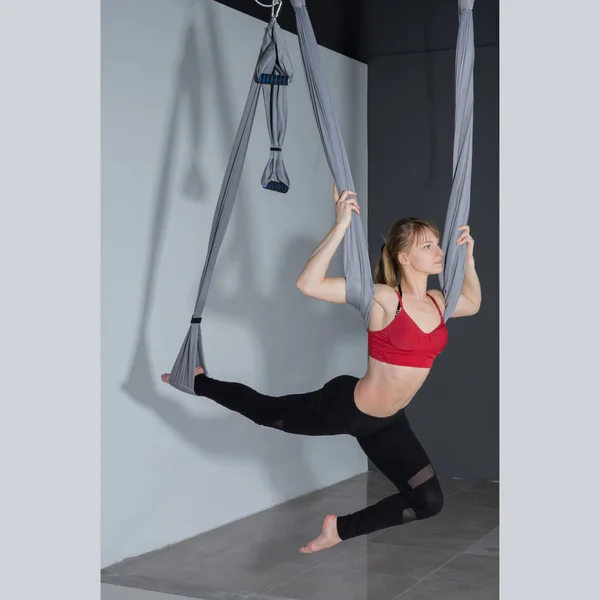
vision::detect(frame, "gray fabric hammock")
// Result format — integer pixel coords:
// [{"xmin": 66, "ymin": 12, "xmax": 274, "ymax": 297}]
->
[
  {"xmin": 438, "ymin": 0, "xmax": 475, "ymax": 319},
  {"xmin": 168, "ymin": 19, "xmax": 293, "ymax": 393},
  {"xmin": 168, "ymin": 0, "xmax": 475, "ymax": 395}
]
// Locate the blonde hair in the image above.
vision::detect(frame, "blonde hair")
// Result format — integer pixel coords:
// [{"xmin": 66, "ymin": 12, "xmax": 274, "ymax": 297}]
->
[{"xmin": 374, "ymin": 218, "xmax": 441, "ymax": 289}]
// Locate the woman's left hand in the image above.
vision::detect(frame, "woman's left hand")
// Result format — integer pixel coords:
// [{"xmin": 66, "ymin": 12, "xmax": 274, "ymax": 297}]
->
[{"xmin": 457, "ymin": 225, "xmax": 475, "ymax": 264}]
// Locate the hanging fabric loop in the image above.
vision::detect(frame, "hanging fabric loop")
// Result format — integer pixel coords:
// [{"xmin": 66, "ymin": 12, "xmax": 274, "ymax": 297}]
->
[
  {"xmin": 257, "ymin": 20, "xmax": 293, "ymax": 194},
  {"xmin": 437, "ymin": 0, "xmax": 475, "ymax": 320},
  {"xmin": 168, "ymin": 20, "xmax": 293, "ymax": 392}
]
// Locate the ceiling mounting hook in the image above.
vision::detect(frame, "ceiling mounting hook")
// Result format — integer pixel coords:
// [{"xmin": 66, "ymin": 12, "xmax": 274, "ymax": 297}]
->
[{"xmin": 254, "ymin": 0, "xmax": 283, "ymax": 21}]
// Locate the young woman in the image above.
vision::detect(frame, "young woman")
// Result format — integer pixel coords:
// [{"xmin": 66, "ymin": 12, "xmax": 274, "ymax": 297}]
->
[{"xmin": 161, "ymin": 186, "xmax": 481, "ymax": 554}]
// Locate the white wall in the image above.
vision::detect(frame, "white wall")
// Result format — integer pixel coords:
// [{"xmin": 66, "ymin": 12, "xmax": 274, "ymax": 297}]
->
[{"xmin": 102, "ymin": 0, "xmax": 369, "ymax": 567}]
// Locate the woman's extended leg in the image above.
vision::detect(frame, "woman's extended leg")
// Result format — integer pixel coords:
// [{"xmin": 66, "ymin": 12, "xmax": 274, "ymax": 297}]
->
[
  {"xmin": 336, "ymin": 412, "xmax": 444, "ymax": 540},
  {"xmin": 163, "ymin": 370, "xmax": 359, "ymax": 437}
]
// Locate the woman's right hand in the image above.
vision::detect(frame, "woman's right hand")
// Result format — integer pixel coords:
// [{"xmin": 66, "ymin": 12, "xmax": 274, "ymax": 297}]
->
[{"xmin": 333, "ymin": 184, "xmax": 360, "ymax": 229}]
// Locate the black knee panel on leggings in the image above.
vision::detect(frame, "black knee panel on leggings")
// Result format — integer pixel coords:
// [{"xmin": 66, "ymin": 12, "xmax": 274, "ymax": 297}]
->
[{"xmin": 412, "ymin": 477, "xmax": 444, "ymax": 519}]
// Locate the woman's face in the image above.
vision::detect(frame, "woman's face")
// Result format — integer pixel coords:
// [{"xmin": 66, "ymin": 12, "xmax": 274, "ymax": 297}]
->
[{"xmin": 399, "ymin": 229, "xmax": 444, "ymax": 275}]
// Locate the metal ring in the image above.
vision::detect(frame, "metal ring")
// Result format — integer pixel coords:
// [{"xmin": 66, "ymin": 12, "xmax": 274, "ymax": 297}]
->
[
  {"xmin": 253, "ymin": 0, "xmax": 278, "ymax": 8},
  {"xmin": 254, "ymin": 0, "xmax": 282, "ymax": 19}
]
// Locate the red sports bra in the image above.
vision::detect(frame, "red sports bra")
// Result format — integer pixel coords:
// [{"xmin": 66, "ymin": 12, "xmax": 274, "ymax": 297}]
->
[{"xmin": 368, "ymin": 290, "xmax": 448, "ymax": 368}]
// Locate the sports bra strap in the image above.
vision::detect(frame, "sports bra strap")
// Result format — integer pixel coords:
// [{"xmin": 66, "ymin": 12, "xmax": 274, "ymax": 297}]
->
[
  {"xmin": 427, "ymin": 293, "xmax": 444, "ymax": 317},
  {"xmin": 394, "ymin": 289, "xmax": 443, "ymax": 318},
  {"xmin": 395, "ymin": 288, "xmax": 403, "ymax": 314}
]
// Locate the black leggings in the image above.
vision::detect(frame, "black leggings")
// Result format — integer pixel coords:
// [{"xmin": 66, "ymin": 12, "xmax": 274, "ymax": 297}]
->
[{"xmin": 193, "ymin": 373, "xmax": 443, "ymax": 540}]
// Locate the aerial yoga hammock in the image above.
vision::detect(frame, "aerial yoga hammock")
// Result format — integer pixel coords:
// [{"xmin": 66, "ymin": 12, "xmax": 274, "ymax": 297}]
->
[
  {"xmin": 167, "ymin": 0, "xmax": 474, "ymax": 395},
  {"xmin": 163, "ymin": 0, "xmax": 476, "ymax": 551}
]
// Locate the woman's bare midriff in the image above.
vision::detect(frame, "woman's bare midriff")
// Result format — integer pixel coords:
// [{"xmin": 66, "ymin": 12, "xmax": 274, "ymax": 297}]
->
[{"xmin": 354, "ymin": 357, "xmax": 431, "ymax": 418}]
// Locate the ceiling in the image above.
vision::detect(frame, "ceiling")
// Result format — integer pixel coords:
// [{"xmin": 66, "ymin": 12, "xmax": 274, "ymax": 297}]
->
[{"xmin": 213, "ymin": 0, "xmax": 499, "ymax": 63}]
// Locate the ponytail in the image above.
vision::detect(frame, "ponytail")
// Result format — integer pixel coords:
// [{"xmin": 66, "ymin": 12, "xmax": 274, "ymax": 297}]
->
[{"xmin": 374, "ymin": 241, "xmax": 401, "ymax": 287}]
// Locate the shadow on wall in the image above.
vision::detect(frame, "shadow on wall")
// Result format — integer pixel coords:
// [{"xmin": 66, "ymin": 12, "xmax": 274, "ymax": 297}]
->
[{"xmin": 119, "ymin": 0, "xmax": 362, "ymax": 557}]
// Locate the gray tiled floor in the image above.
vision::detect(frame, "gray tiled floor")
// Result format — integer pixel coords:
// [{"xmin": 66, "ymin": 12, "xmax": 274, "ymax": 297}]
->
[{"xmin": 102, "ymin": 472, "xmax": 499, "ymax": 600}]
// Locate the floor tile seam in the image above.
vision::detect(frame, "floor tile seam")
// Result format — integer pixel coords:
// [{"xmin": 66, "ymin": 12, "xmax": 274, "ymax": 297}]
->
[
  {"xmin": 463, "ymin": 481, "xmax": 499, "ymax": 489},
  {"xmin": 457, "ymin": 545, "xmax": 499, "ymax": 558},
  {"xmin": 264, "ymin": 540, "xmax": 459, "ymax": 595},
  {"xmin": 443, "ymin": 486, "xmax": 475, "ymax": 500},
  {"xmin": 258, "ymin": 542, "xmax": 366, "ymax": 596},
  {"xmin": 391, "ymin": 575, "xmax": 499, "ymax": 598},
  {"xmin": 374, "ymin": 522, "xmax": 494, "ymax": 535},
  {"xmin": 260, "ymin": 558, "xmax": 335, "ymax": 597},
  {"xmin": 391, "ymin": 551, "xmax": 464, "ymax": 599},
  {"xmin": 394, "ymin": 548, "xmax": 500, "ymax": 598},
  {"xmin": 261, "ymin": 540, "xmax": 420, "ymax": 596},
  {"xmin": 350, "ymin": 539, "xmax": 487, "ymax": 552},
  {"xmin": 421, "ymin": 576, "xmax": 499, "ymax": 588},
  {"xmin": 184, "ymin": 542, "xmax": 243, "ymax": 568},
  {"xmin": 461, "ymin": 527, "xmax": 500, "ymax": 551},
  {"xmin": 330, "ymin": 540, "xmax": 459, "ymax": 555}
]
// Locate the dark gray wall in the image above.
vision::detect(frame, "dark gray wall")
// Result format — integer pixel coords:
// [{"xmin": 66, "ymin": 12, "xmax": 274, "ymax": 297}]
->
[
  {"xmin": 362, "ymin": 0, "xmax": 498, "ymax": 58},
  {"xmin": 368, "ymin": 46, "xmax": 499, "ymax": 479}
]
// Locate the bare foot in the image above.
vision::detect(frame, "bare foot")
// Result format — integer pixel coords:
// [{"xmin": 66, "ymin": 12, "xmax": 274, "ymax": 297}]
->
[
  {"xmin": 160, "ymin": 366, "xmax": 205, "ymax": 384},
  {"xmin": 299, "ymin": 514, "xmax": 342, "ymax": 554}
]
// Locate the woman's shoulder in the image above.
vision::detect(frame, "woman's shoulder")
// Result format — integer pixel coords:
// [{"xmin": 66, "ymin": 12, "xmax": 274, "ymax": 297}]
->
[
  {"xmin": 427, "ymin": 288, "xmax": 446, "ymax": 309},
  {"xmin": 373, "ymin": 283, "xmax": 399, "ymax": 310},
  {"xmin": 374, "ymin": 283, "xmax": 399, "ymax": 299},
  {"xmin": 370, "ymin": 284, "xmax": 399, "ymax": 329}
]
